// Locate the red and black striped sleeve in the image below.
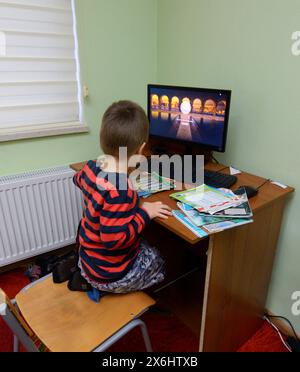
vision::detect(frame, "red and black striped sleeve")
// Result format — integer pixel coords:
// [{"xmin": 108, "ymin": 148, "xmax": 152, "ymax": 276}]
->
[{"xmin": 73, "ymin": 168, "xmax": 84, "ymax": 190}]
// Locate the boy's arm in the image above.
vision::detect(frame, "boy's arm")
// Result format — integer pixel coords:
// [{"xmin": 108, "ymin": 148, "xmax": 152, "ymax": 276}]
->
[
  {"xmin": 99, "ymin": 190, "xmax": 151, "ymax": 250},
  {"xmin": 73, "ymin": 169, "xmax": 84, "ymax": 190}
]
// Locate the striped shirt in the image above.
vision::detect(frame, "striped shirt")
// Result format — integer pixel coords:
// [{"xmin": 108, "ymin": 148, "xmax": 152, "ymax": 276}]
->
[{"xmin": 73, "ymin": 160, "xmax": 150, "ymax": 283}]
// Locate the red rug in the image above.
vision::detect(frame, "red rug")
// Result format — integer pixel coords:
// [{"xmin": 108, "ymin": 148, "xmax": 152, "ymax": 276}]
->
[
  {"xmin": 237, "ymin": 323, "xmax": 288, "ymax": 352},
  {"xmin": 0, "ymin": 269, "xmax": 29, "ymax": 353},
  {"xmin": 0, "ymin": 269, "xmax": 289, "ymax": 353}
]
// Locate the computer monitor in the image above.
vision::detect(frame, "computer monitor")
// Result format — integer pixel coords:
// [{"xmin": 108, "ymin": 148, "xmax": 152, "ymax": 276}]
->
[{"xmin": 148, "ymin": 84, "xmax": 232, "ymax": 153}]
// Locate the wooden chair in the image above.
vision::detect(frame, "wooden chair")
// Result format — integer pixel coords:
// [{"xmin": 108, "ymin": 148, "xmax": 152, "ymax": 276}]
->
[{"xmin": 0, "ymin": 275, "xmax": 155, "ymax": 352}]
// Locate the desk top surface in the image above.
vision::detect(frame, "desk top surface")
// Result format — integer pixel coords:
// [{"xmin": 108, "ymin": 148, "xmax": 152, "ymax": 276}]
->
[{"xmin": 70, "ymin": 161, "xmax": 294, "ymax": 245}]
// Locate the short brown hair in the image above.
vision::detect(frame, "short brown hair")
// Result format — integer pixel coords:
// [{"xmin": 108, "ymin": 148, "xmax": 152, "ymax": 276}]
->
[{"xmin": 100, "ymin": 100, "xmax": 149, "ymax": 157}]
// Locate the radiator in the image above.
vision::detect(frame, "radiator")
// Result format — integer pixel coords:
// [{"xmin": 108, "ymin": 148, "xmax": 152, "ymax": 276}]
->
[{"xmin": 0, "ymin": 166, "xmax": 84, "ymax": 267}]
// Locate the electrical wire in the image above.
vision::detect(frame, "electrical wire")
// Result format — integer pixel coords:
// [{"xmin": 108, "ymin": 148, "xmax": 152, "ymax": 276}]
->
[
  {"xmin": 217, "ymin": 166, "xmax": 230, "ymax": 173},
  {"xmin": 266, "ymin": 314, "xmax": 300, "ymax": 342},
  {"xmin": 263, "ymin": 316, "xmax": 292, "ymax": 352},
  {"xmin": 212, "ymin": 155, "xmax": 220, "ymax": 165},
  {"xmin": 257, "ymin": 179, "xmax": 271, "ymax": 190}
]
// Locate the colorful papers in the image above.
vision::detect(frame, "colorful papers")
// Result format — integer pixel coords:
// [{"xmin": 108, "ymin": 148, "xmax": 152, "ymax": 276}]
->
[
  {"xmin": 172, "ymin": 211, "xmax": 209, "ymax": 238},
  {"xmin": 131, "ymin": 172, "xmax": 175, "ymax": 198},
  {"xmin": 177, "ymin": 202, "xmax": 224, "ymax": 227},
  {"xmin": 172, "ymin": 186, "xmax": 254, "ymax": 238},
  {"xmin": 203, "ymin": 219, "xmax": 253, "ymax": 234},
  {"xmin": 170, "ymin": 185, "xmax": 243, "ymax": 215}
]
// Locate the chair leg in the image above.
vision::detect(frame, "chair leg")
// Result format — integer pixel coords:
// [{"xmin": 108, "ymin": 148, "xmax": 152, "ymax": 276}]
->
[
  {"xmin": 138, "ymin": 320, "xmax": 153, "ymax": 352},
  {"xmin": 93, "ymin": 318, "xmax": 153, "ymax": 352},
  {"xmin": 13, "ymin": 335, "xmax": 20, "ymax": 352},
  {"xmin": 3, "ymin": 310, "xmax": 38, "ymax": 352}
]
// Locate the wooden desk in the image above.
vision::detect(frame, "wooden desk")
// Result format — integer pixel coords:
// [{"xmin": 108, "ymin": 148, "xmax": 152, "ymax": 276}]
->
[{"xmin": 70, "ymin": 161, "xmax": 294, "ymax": 352}]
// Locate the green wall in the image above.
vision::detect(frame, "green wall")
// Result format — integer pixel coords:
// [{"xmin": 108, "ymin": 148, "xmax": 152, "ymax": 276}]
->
[
  {"xmin": 0, "ymin": 0, "xmax": 157, "ymax": 175},
  {"xmin": 157, "ymin": 0, "xmax": 300, "ymax": 331}
]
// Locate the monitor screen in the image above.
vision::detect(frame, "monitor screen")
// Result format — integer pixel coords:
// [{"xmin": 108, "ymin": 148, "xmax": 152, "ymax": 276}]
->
[{"xmin": 148, "ymin": 85, "xmax": 231, "ymax": 152}]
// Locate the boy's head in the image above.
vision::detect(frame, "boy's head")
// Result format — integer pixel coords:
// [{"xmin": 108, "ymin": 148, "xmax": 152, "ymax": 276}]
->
[{"xmin": 100, "ymin": 100, "xmax": 149, "ymax": 158}]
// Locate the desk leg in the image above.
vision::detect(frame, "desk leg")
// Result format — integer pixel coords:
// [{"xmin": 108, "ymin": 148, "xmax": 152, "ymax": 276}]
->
[{"xmin": 199, "ymin": 198, "xmax": 287, "ymax": 352}]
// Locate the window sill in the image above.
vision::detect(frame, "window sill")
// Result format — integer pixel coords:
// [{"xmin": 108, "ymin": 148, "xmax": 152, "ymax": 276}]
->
[{"xmin": 0, "ymin": 122, "xmax": 90, "ymax": 142}]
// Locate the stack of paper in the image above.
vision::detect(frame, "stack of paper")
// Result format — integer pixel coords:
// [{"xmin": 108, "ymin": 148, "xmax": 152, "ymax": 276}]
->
[
  {"xmin": 131, "ymin": 172, "xmax": 176, "ymax": 198},
  {"xmin": 170, "ymin": 185, "xmax": 245, "ymax": 215},
  {"xmin": 171, "ymin": 186, "xmax": 253, "ymax": 235}
]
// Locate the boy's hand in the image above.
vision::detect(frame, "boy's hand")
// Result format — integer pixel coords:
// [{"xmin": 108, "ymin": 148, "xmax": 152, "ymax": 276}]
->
[{"xmin": 141, "ymin": 202, "xmax": 173, "ymax": 220}]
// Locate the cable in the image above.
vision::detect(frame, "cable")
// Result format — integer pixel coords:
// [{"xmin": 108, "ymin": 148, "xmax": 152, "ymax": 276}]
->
[
  {"xmin": 266, "ymin": 314, "xmax": 300, "ymax": 342},
  {"xmin": 217, "ymin": 166, "xmax": 230, "ymax": 173},
  {"xmin": 211, "ymin": 155, "xmax": 220, "ymax": 165},
  {"xmin": 257, "ymin": 179, "xmax": 271, "ymax": 190},
  {"xmin": 263, "ymin": 316, "xmax": 292, "ymax": 352}
]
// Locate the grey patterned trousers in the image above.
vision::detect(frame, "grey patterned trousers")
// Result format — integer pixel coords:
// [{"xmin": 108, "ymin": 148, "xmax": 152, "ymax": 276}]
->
[{"xmin": 79, "ymin": 240, "xmax": 165, "ymax": 294}]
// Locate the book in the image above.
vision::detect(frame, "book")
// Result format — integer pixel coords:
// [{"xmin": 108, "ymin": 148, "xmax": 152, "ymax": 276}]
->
[
  {"xmin": 170, "ymin": 185, "xmax": 243, "ymax": 215},
  {"xmin": 131, "ymin": 171, "xmax": 176, "ymax": 198},
  {"xmin": 177, "ymin": 202, "xmax": 226, "ymax": 227},
  {"xmin": 173, "ymin": 209, "xmax": 252, "ymax": 236},
  {"xmin": 198, "ymin": 188, "xmax": 253, "ymax": 219},
  {"xmin": 202, "ymin": 218, "xmax": 253, "ymax": 234},
  {"xmin": 172, "ymin": 211, "xmax": 209, "ymax": 238},
  {"xmin": 213, "ymin": 192, "xmax": 253, "ymax": 219}
]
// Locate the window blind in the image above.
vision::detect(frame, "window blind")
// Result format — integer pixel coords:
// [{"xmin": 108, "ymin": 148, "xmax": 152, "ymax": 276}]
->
[{"xmin": 0, "ymin": 0, "xmax": 86, "ymax": 141}]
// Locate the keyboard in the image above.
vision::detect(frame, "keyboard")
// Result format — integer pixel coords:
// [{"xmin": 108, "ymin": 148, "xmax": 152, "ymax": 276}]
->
[
  {"xmin": 139, "ymin": 158, "xmax": 238, "ymax": 189},
  {"xmin": 204, "ymin": 170, "xmax": 237, "ymax": 189}
]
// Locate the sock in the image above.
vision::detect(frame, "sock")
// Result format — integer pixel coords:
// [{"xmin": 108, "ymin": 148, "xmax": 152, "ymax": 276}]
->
[{"xmin": 87, "ymin": 288, "xmax": 107, "ymax": 303}]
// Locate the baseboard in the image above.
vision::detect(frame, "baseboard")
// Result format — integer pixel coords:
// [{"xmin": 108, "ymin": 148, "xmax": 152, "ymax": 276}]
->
[{"xmin": 265, "ymin": 310, "xmax": 300, "ymax": 339}]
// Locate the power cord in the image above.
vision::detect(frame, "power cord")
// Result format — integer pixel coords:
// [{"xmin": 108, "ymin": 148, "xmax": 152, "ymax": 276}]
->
[
  {"xmin": 211, "ymin": 155, "xmax": 220, "ymax": 165},
  {"xmin": 263, "ymin": 316, "xmax": 292, "ymax": 352},
  {"xmin": 257, "ymin": 179, "xmax": 271, "ymax": 190},
  {"xmin": 265, "ymin": 314, "xmax": 300, "ymax": 342},
  {"xmin": 217, "ymin": 166, "xmax": 230, "ymax": 173}
]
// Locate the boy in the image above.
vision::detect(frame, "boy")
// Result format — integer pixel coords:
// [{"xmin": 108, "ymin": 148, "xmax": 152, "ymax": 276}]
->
[{"xmin": 72, "ymin": 100, "xmax": 172, "ymax": 295}]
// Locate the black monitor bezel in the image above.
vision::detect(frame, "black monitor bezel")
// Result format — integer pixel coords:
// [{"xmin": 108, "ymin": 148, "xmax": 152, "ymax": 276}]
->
[{"xmin": 147, "ymin": 84, "xmax": 232, "ymax": 153}]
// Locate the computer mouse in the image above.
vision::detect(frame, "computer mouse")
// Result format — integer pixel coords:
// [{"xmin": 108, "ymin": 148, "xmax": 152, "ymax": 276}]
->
[{"xmin": 234, "ymin": 186, "xmax": 258, "ymax": 199}]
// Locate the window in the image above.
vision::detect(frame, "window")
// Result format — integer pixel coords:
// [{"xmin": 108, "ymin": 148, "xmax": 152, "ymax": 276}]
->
[{"xmin": 0, "ymin": 0, "xmax": 88, "ymax": 142}]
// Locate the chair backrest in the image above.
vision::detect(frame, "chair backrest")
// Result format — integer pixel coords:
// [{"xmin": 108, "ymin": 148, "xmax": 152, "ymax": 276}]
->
[
  {"xmin": 0, "ymin": 287, "xmax": 41, "ymax": 352},
  {"xmin": 0, "ymin": 288, "xmax": 33, "ymax": 337}
]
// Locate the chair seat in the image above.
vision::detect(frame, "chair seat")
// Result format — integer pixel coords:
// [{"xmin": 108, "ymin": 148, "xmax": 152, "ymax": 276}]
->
[{"xmin": 15, "ymin": 277, "xmax": 155, "ymax": 352}]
